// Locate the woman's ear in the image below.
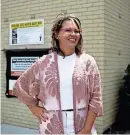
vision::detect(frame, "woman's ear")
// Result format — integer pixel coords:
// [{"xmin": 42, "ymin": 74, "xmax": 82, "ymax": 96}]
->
[{"xmin": 55, "ymin": 32, "xmax": 59, "ymax": 39}]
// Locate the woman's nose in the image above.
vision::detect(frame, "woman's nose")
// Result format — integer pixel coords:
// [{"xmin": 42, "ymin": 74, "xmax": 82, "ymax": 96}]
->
[{"xmin": 70, "ymin": 31, "xmax": 76, "ymax": 35}]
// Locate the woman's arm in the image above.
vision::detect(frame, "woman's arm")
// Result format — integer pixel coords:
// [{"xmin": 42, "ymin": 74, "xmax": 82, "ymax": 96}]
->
[
  {"xmin": 78, "ymin": 58, "xmax": 103, "ymax": 134},
  {"xmin": 13, "ymin": 60, "xmax": 41, "ymax": 106},
  {"xmin": 78, "ymin": 110, "xmax": 97, "ymax": 134},
  {"xmin": 13, "ymin": 58, "xmax": 49, "ymax": 123},
  {"xmin": 88, "ymin": 59, "xmax": 103, "ymax": 117}
]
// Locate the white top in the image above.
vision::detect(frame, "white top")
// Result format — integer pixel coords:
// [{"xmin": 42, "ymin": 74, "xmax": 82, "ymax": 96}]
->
[
  {"xmin": 57, "ymin": 53, "xmax": 97, "ymax": 134},
  {"xmin": 58, "ymin": 53, "xmax": 76, "ymax": 110}
]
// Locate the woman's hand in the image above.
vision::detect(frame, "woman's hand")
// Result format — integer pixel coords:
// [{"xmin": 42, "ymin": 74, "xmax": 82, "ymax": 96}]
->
[
  {"xmin": 27, "ymin": 105, "xmax": 49, "ymax": 124},
  {"xmin": 77, "ymin": 128, "xmax": 91, "ymax": 134}
]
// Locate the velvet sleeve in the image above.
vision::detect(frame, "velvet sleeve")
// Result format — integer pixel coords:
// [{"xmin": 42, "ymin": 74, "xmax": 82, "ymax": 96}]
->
[
  {"xmin": 13, "ymin": 60, "xmax": 40, "ymax": 106},
  {"xmin": 88, "ymin": 59, "xmax": 104, "ymax": 117}
]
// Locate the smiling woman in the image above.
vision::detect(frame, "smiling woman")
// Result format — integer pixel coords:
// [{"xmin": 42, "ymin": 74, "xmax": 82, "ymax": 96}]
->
[
  {"xmin": 51, "ymin": 14, "xmax": 83, "ymax": 58},
  {"xmin": 55, "ymin": 20, "xmax": 81, "ymax": 56},
  {"xmin": 13, "ymin": 13, "xmax": 103, "ymax": 134}
]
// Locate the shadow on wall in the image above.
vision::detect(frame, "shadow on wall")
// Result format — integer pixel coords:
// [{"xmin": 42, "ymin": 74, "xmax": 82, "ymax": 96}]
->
[{"xmin": 103, "ymin": 64, "xmax": 130, "ymax": 134}]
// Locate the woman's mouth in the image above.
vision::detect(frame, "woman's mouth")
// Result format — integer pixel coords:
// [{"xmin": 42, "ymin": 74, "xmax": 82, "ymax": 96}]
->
[{"xmin": 68, "ymin": 38, "xmax": 76, "ymax": 42}]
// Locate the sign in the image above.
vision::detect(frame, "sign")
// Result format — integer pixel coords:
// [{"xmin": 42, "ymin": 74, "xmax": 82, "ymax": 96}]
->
[
  {"xmin": 5, "ymin": 49, "xmax": 49, "ymax": 97},
  {"xmin": 11, "ymin": 57, "xmax": 39, "ymax": 76},
  {"xmin": 9, "ymin": 79, "xmax": 16, "ymax": 95},
  {"xmin": 10, "ymin": 20, "xmax": 44, "ymax": 45}
]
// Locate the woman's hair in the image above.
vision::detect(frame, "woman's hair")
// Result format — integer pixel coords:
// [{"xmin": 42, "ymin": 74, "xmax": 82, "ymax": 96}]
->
[{"xmin": 51, "ymin": 13, "xmax": 83, "ymax": 57}]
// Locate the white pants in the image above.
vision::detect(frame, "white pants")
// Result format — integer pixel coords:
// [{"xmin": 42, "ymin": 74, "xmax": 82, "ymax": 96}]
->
[
  {"xmin": 62, "ymin": 111, "xmax": 75, "ymax": 133},
  {"xmin": 62, "ymin": 111, "xmax": 97, "ymax": 134}
]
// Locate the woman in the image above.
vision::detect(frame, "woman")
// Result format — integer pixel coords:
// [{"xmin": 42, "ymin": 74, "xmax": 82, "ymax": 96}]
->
[{"xmin": 13, "ymin": 14, "xmax": 103, "ymax": 134}]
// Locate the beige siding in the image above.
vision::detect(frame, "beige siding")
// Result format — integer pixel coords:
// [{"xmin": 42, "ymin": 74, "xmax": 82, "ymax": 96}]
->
[
  {"xmin": 1, "ymin": 0, "xmax": 130, "ymax": 133},
  {"xmin": 103, "ymin": 0, "xmax": 130, "ymax": 131}
]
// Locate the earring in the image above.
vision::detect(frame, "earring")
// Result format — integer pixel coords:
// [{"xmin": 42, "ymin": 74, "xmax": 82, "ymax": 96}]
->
[{"xmin": 56, "ymin": 36, "xmax": 59, "ymax": 39}]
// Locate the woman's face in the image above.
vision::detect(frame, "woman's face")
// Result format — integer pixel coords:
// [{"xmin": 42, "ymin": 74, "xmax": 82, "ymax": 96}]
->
[{"xmin": 56, "ymin": 20, "xmax": 81, "ymax": 51}]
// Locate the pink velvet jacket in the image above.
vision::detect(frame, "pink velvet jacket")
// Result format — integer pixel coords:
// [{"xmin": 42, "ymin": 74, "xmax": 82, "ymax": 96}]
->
[{"xmin": 13, "ymin": 52, "xmax": 103, "ymax": 134}]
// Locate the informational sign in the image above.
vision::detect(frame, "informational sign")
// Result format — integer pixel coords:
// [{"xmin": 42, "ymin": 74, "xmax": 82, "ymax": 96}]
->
[
  {"xmin": 10, "ymin": 20, "xmax": 44, "ymax": 45},
  {"xmin": 11, "ymin": 57, "xmax": 39, "ymax": 76},
  {"xmin": 5, "ymin": 49, "xmax": 49, "ymax": 97},
  {"xmin": 9, "ymin": 79, "xmax": 16, "ymax": 95}
]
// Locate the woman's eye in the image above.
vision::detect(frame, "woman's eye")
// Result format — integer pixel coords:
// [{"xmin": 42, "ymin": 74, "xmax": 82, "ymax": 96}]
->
[
  {"xmin": 74, "ymin": 30, "xmax": 80, "ymax": 33},
  {"xmin": 61, "ymin": 28, "xmax": 80, "ymax": 34},
  {"xmin": 65, "ymin": 29, "xmax": 71, "ymax": 32}
]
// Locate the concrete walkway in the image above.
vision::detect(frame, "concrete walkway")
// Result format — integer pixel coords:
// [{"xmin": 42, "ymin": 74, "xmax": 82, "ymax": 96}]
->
[{"xmin": 1, "ymin": 124, "xmax": 39, "ymax": 134}]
